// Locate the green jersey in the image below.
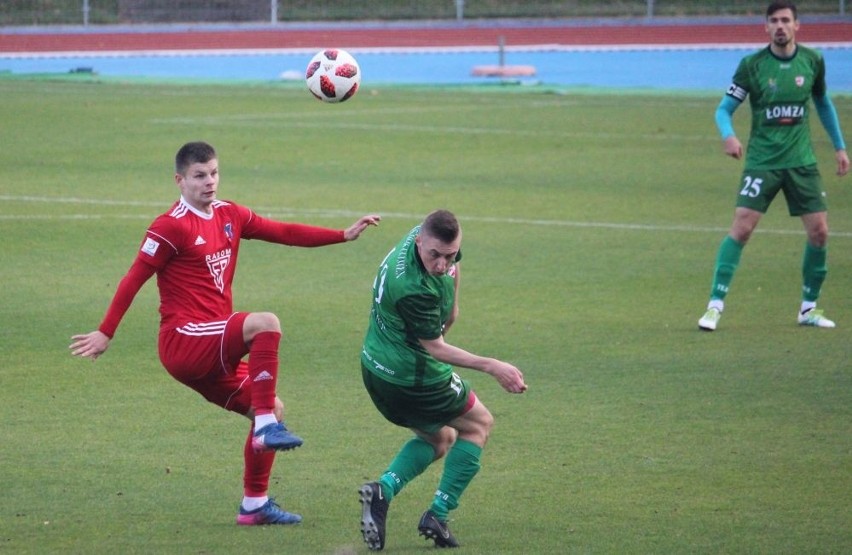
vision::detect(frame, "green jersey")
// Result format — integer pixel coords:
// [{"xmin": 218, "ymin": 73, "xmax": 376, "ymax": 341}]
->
[
  {"xmin": 728, "ymin": 45, "xmax": 826, "ymax": 170},
  {"xmin": 361, "ymin": 225, "xmax": 460, "ymax": 387}
]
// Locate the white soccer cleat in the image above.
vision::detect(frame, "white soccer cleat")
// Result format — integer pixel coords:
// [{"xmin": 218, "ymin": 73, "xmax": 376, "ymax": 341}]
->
[
  {"xmin": 797, "ymin": 309, "xmax": 836, "ymax": 328},
  {"xmin": 698, "ymin": 308, "xmax": 721, "ymax": 331}
]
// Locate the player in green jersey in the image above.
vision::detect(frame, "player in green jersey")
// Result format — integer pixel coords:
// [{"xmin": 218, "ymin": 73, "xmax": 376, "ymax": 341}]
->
[
  {"xmin": 358, "ymin": 209, "xmax": 527, "ymax": 550},
  {"xmin": 698, "ymin": 1, "xmax": 849, "ymax": 331}
]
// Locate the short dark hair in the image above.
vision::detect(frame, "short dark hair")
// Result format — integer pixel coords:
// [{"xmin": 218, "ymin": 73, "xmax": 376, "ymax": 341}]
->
[
  {"xmin": 421, "ymin": 209, "xmax": 460, "ymax": 243},
  {"xmin": 175, "ymin": 141, "xmax": 217, "ymax": 175},
  {"xmin": 766, "ymin": 1, "xmax": 797, "ymax": 19}
]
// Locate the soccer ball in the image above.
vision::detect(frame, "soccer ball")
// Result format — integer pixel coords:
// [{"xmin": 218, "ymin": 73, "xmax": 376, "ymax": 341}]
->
[{"xmin": 305, "ymin": 49, "xmax": 361, "ymax": 103}]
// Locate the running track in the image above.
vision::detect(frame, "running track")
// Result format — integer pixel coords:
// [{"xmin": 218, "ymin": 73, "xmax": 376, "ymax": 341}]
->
[{"xmin": 1, "ymin": 20, "xmax": 850, "ymax": 53}]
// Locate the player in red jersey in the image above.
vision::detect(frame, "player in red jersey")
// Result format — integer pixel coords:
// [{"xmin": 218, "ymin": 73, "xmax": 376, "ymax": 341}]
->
[{"xmin": 70, "ymin": 141, "xmax": 381, "ymax": 525}]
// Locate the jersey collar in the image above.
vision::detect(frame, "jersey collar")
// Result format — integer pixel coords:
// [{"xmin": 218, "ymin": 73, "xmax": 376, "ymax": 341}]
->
[{"xmin": 179, "ymin": 196, "xmax": 215, "ymax": 220}]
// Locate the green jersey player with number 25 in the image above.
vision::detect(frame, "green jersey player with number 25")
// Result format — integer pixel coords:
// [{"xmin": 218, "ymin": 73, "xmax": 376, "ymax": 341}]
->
[{"xmin": 698, "ymin": 1, "xmax": 849, "ymax": 331}]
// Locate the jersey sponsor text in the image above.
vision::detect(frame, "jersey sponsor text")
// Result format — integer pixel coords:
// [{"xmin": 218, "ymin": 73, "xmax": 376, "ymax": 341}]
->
[{"xmin": 765, "ymin": 104, "xmax": 805, "ymax": 125}]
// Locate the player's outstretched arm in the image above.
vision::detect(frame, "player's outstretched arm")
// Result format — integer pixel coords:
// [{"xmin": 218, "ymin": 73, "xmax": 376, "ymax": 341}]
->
[
  {"xmin": 419, "ymin": 336, "xmax": 528, "ymax": 394},
  {"xmin": 69, "ymin": 258, "xmax": 155, "ymax": 361},
  {"xmin": 343, "ymin": 214, "xmax": 381, "ymax": 241},
  {"xmin": 69, "ymin": 330, "xmax": 111, "ymax": 360}
]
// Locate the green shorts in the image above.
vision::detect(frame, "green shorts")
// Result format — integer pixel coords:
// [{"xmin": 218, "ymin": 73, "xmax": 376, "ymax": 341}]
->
[
  {"xmin": 361, "ymin": 363, "xmax": 474, "ymax": 434},
  {"xmin": 735, "ymin": 165, "xmax": 826, "ymax": 216}
]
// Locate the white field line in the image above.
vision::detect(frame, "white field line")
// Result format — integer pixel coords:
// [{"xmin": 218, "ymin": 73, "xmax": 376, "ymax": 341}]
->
[
  {"xmin": 147, "ymin": 115, "xmax": 714, "ymax": 143},
  {"xmin": 2, "ymin": 195, "xmax": 850, "ymax": 238},
  {"xmin": 148, "ymin": 94, "xmax": 708, "ymax": 122}
]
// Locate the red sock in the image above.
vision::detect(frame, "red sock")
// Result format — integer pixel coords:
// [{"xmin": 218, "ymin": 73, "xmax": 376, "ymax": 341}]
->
[
  {"xmin": 243, "ymin": 424, "xmax": 274, "ymax": 496},
  {"xmin": 248, "ymin": 331, "xmax": 280, "ymax": 416}
]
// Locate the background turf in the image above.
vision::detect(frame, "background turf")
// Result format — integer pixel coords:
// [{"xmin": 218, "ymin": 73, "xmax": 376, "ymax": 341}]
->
[{"xmin": 0, "ymin": 77, "xmax": 849, "ymax": 554}]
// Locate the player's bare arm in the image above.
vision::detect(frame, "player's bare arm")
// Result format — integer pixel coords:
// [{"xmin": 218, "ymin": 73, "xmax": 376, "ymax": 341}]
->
[
  {"xmin": 419, "ymin": 336, "xmax": 527, "ymax": 394},
  {"xmin": 68, "ymin": 258, "xmax": 154, "ymax": 360},
  {"xmin": 344, "ymin": 214, "xmax": 381, "ymax": 241}
]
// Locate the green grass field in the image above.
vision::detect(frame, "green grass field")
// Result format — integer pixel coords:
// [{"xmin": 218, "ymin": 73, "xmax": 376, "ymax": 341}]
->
[{"xmin": 1, "ymin": 77, "xmax": 850, "ymax": 554}]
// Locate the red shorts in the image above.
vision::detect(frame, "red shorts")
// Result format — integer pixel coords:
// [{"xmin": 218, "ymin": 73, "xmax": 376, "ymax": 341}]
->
[{"xmin": 158, "ymin": 312, "xmax": 253, "ymax": 414}]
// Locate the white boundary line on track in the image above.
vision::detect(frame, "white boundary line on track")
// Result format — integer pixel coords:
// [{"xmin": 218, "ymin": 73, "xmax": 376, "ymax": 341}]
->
[
  {"xmin": 2, "ymin": 195, "xmax": 849, "ymax": 238},
  {"xmin": 2, "ymin": 42, "xmax": 851, "ymax": 59}
]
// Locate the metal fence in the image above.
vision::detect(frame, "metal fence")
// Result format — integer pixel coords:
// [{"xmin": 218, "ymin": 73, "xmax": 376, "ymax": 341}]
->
[{"xmin": 1, "ymin": 0, "xmax": 848, "ymax": 26}]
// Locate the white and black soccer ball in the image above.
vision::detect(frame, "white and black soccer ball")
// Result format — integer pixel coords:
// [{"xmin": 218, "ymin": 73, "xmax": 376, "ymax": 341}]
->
[{"xmin": 305, "ymin": 48, "xmax": 361, "ymax": 103}]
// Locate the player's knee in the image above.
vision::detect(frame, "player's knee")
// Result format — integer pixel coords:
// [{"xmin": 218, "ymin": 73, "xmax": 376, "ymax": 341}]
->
[
  {"xmin": 476, "ymin": 411, "xmax": 494, "ymax": 443},
  {"xmin": 730, "ymin": 210, "xmax": 760, "ymax": 244},
  {"xmin": 259, "ymin": 312, "xmax": 281, "ymax": 332},
  {"xmin": 729, "ymin": 225, "xmax": 754, "ymax": 244},
  {"xmin": 248, "ymin": 312, "xmax": 281, "ymax": 335},
  {"xmin": 809, "ymin": 227, "xmax": 828, "ymax": 247},
  {"xmin": 482, "ymin": 410, "xmax": 494, "ymax": 434},
  {"xmin": 458, "ymin": 408, "xmax": 493, "ymax": 447},
  {"xmin": 427, "ymin": 428, "xmax": 457, "ymax": 459}
]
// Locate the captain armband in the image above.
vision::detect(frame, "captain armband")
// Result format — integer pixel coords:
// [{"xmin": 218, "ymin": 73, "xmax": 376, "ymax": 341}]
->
[{"xmin": 726, "ymin": 83, "xmax": 747, "ymax": 102}]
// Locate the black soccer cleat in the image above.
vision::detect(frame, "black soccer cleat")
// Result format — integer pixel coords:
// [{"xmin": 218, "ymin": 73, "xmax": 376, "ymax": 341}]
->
[
  {"xmin": 418, "ymin": 509, "xmax": 460, "ymax": 548},
  {"xmin": 359, "ymin": 482, "xmax": 389, "ymax": 551}
]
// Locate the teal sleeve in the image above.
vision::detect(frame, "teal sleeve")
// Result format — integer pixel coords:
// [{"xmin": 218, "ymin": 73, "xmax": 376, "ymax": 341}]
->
[
  {"xmin": 813, "ymin": 94, "xmax": 847, "ymax": 150},
  {"xmin": 714, "ymin": 95, "xmax": 741, "ymax": 140}
]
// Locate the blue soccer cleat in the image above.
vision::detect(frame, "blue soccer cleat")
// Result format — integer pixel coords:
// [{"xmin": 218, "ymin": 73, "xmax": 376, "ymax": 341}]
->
[
  {"xmin": 251, "ymin": 422, "xmax": 303, "ymax": 452},
  {"xmin": 237, "ymin": 497, "xmax": 302, "ymax": 526}
]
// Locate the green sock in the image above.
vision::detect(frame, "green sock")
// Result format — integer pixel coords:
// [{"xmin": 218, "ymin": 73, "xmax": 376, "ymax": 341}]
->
[
  {"xmin": 378, "ymin": 437, "xmax": 435, "ymax": 502},
  {"xmin": 802, "ymin": 242, "xmax": 827, "ymax": 303},
  {"xmin": 709, "ymin": 235, "xmax": 744, "ymax": 301},
  {"xmin": 430, "ymin": 439, "xmax": 483, "ymax": 521}
]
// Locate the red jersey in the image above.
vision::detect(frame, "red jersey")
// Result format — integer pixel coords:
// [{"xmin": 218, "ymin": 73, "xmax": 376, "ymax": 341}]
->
[{"xmin": 98, "ymin": 197, "xmax": 346, "ymax": 337}]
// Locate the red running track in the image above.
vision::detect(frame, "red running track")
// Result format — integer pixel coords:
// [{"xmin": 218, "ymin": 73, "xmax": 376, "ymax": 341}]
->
[{"xmin": 1, "ymin": 21, "xmax": 850, "ymax": 52}]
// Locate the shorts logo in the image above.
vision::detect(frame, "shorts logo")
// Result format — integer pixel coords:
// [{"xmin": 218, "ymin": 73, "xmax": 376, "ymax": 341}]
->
[{"xmin": 141, "ymin": 237, "xmax": 160, "ymax": 257}]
